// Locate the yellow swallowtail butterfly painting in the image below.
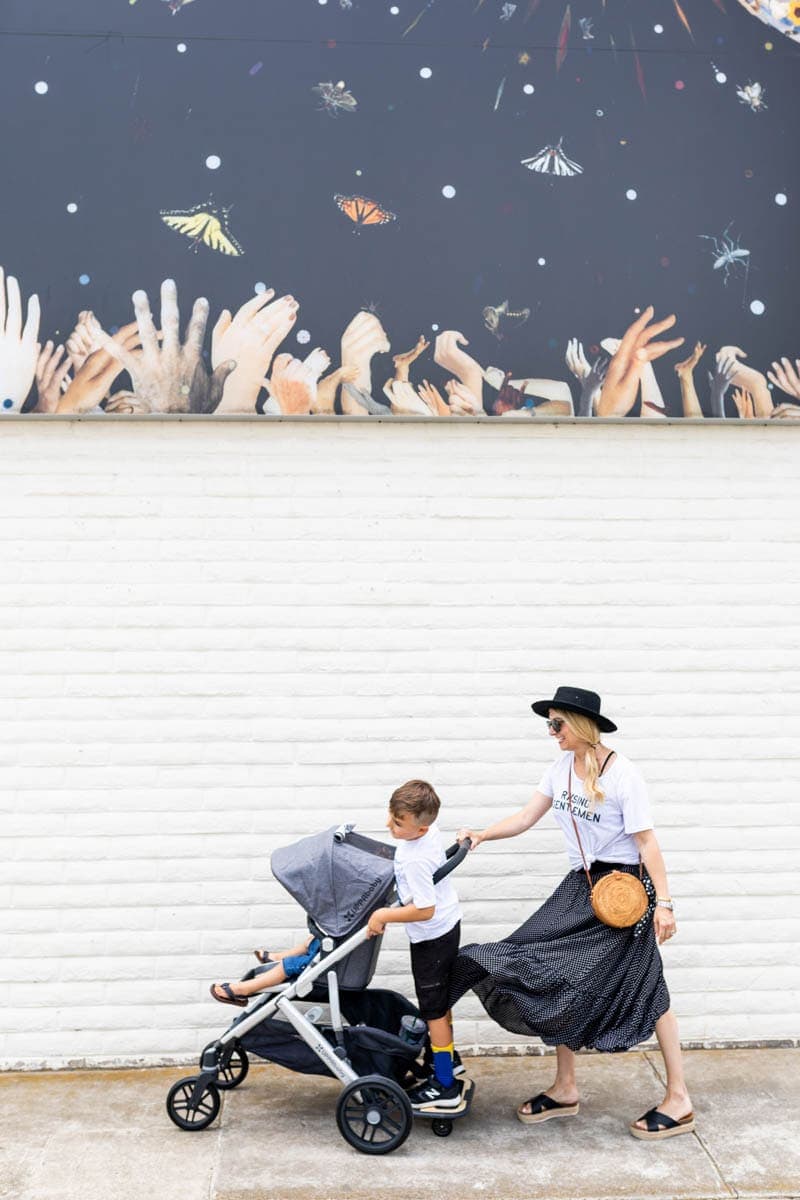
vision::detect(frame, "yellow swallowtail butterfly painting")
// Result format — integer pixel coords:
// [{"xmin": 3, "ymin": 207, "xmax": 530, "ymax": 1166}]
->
[{"xmin": 159, "ymin": 198, "xmax": 244, "ymax": 256}]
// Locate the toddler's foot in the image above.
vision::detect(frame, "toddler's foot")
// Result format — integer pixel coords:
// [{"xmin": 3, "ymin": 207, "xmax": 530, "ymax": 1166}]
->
[
  {"xmin": 407, "ymin": 1076, "xmax": 463, "ymax": 1111},
  {"xmin": 210, "ymin": 982, "xmax": 247, "ymax": 1007}
]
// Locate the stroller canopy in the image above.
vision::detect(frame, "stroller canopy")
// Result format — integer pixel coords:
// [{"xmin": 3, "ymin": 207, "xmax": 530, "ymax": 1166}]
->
[{"xmin": 271, "ymin": 827, "xmax": 396, "ymax": 938}]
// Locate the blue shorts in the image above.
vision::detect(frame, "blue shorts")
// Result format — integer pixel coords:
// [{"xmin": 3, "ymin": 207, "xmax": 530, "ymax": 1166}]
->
[{"xmin": 281, "ymin": 939, "xmax": 321, "ymax": 980}]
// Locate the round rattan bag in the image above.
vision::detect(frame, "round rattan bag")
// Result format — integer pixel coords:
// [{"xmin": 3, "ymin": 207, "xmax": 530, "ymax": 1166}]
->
[{"xmin": 590, "ymin": 870, "xmax": 649, "ymax": 928}]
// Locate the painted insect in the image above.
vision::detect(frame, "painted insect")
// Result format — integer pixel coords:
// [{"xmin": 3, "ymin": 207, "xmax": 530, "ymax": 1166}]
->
[
  {"xmin": 483, "ymin": 300, "xmax": 531, "ymax": 339},
  {"xmin": 736, "ymin": 80, "xmax": 767, "ymax": 112},
  {"xmin": 698, "ymin": 223, "xmax": 750, "ymax": 286},
  {"xmin": 521, "ymin": 138, "xmax": 583, "ymax": 176},
  {"xmin": 313, "ymin": 80, "xmax": 358, "ymax": 116},
  {"xmin": 160, "ymin": 198, "xmax": 244, "ymax": 256},
  {"xmin": 500, "ymin": 3, "xmax": 518, "ymax": 20},
  {"xmin": 162, "ymin": 0, "xmax": 197, "ymax": 12},
  {"xmin": 334, "ymin": 194, "xmax": 397, "ymax": 229},
  {"xmin": 579, "ymin": 16, "xmax": 595, "ymax": 38}
]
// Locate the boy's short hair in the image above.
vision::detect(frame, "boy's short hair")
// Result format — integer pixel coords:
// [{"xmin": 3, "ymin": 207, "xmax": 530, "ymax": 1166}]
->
[{"xmin": 389, "ymin": 779, "xmax": 441, "ymax": 824}]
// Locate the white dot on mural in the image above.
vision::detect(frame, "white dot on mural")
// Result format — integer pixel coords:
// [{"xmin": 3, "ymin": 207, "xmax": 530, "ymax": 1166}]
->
[
  {"xmin": 750, "ymin": 299, "xmax": 765, "ymax": 315},
  {"xmin": 419, "ymin": 67, "xmax": 433, "ymax": 79},
  {"xmin": 390, "ymin": 4, "xmax": 400, "ymax": 12},
  {"xmin": 205, "ymin": 155, "xmax": 221, "ymax": 170},
  {"xmin": 775, "ymin": 192, "xmax": 788, "ymax": 206},
  {"xmin": 34, "ymin": 81, "xmax": 49, "ymax": 95},
  {"xmin": 355, "ymin": 169, "xmax": 363, "ymax": 176},
  {"xmin": 431, "ymin": 323, "xmax": 439, "ymax": 331},
  {"xmin": 177, "ymin": 42, "xmax": 187, "ymax": 53},
  {"xmin": 596, "ymin": 108, "xmax": 604, "ymax": 117},
  {"xmin": 442, "ymin": 185, "xmax": 456, "ymax": 199},
  {"xmin": 537, "ymin": 257, "xmax": 546, "ymax": 266},
  {"xmin": 626, "ymin": 188, "xmax": 638, "ymax": 200},
  {"xmin": 254, "ymin": 282, "xmax": 268, "ymax": 294},
  {"xmin": 654, "ymin": 24, "xmax": 664, "ymax": 34},
  {"xmin": 66, "ymin": 202, "xmax": 78, "ymax": 214},
  {"xmin": 715, "ymin": 71, "xmax": 727, "ymax": 84},
  {"xmin": 523, "ymin": 83, "xmax": 535, "ymax": 95},
  {"xmin": 79, "ymin": 274, "xmax": 90, "ymax": 286},
  {"xmin": 296, "ymin": 329, "xmax": 311, "ymax": 344}
]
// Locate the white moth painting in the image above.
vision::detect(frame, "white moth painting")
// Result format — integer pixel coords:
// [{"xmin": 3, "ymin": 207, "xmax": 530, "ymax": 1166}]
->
[{"xmin": 521, "ymin": 138, "xmax": 583, "ymax": 176}]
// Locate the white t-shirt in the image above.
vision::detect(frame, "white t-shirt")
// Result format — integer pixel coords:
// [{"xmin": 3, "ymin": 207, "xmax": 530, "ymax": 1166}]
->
[
  {"xmin": 537, "ymin": 751, "xmax": 654, "ymax": 871},
  {"xmin": 393, "ymin": 823, "xmax": 462, "ymax": 944}
]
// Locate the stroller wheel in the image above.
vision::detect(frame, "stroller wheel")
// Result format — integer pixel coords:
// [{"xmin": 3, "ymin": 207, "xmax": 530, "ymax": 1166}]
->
[
  {"xmin": 166, "ymin": 1076, "xmax": 221, "ymax": 1131},
  {"xmin": 199, "ymin": 1042, "xmax": 249, "ymax": 1091},
  {"xmin": 431, "ymin": 1118, "xmax": 453, "ymax": 1137},
  {"xmin": 336, "ymin": 1075, "xmax": 413, "ymax": 1156}
]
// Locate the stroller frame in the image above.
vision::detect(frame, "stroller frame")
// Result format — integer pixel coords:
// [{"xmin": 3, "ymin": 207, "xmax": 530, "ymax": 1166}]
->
[{"xmin": 166, "ymin": 837, "xmax": 473, "ymax": 1154}]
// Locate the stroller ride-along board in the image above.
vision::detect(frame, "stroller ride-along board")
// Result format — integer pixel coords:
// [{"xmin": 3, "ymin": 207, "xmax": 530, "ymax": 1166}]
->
[{"xmin": 166, "ymin": 826, "xmax": 474, "ymax": 1154}]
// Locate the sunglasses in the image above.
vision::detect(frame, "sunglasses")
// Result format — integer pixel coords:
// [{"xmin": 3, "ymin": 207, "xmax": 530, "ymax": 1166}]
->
[{"xmin": 546, "ymin": 718, "xmax": 566, "ymax": 733}]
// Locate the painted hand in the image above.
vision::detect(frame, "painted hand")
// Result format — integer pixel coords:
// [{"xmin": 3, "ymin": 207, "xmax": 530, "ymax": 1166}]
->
[
  {"xmin": 707, "ymin": 354, "xmax": 738, "ymax": 419},
  {"xmin": 340, "ymin": 311, "xmax": 391, "ymax": 392},
  {"xmin": 767, "ymin": 356, "xmax": 800, "ymax": 402},
  {"xmin": 34, "ymin": 341, "xmax": 72, "ymax": 413},
  {"xmin": 597, "ymin": 308, "xmax": 683, "ymax": 418},
  {"xmin": 212, "ymin": 289, "xmax": 299, "ymax": 412},
  {"xmin": 0, "ymin": 267, "xmax": 40, "ymax": 412},
  {"xmin": 266, "ymin": 348, "xmax": 330, "ymax": 415}
]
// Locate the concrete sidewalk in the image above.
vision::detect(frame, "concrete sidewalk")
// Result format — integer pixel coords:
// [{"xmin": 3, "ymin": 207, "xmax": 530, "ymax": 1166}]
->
[{"xmin": 1, "ymin": 1048, "xmax": 798, "ymax": 1200}]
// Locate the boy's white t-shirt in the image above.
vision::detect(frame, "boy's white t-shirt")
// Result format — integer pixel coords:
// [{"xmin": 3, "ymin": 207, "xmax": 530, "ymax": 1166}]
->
[
  {"xmin": 537, "ymin": 751, "xmax": 654, "ymax": 870},
  {"xmin": 393, "ymin": 823, "xmax": 462, "ymax": 944}
]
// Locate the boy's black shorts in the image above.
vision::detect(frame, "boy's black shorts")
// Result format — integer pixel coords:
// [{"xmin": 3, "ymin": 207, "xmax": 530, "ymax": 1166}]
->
[{"xmin": 409, "ymin": 921, "xmax": 460, "ymax": 1022}]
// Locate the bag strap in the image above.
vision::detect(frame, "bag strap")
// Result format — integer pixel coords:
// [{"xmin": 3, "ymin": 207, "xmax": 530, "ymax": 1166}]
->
[{"xmin": 566, "ymin": 753, "xmax": 643, "ymax": 886}]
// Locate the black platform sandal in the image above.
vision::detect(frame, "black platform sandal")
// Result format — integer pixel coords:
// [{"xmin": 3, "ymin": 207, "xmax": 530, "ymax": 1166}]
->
[
  {"xmin": 517, "ymin": 1092, "xmax": 580, "ymax": 1124},
  {"xmin": 629, "ymin": 1107, "xmax": 695, "ymax": 1140}
]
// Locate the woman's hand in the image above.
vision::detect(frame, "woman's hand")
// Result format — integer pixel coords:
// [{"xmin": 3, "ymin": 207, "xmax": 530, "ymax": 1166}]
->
[
  {"xmin": 653, "ymin": 905, "xmax": 676, "ymax": 946},
  {"xmin": 457, "ymin": 828, "xmax": 486, "ymax": 849}
]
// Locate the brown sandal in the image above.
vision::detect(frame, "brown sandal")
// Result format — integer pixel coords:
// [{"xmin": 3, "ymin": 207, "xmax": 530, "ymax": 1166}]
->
[{"xmin": 517, "ymin": 1092, "xmax": 580, "ymax": 1124}]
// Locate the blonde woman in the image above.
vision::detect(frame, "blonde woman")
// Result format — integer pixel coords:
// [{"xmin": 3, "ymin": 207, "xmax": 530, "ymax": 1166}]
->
[{"xmin": 454, "ymin": 686, "xmax": 694, "ymax": 1140}]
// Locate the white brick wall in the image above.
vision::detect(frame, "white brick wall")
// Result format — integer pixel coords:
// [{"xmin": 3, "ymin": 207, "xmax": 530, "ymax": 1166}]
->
[{"xmin": 1, "ymin": 418, "xmax": 799, "ymax": 1068}]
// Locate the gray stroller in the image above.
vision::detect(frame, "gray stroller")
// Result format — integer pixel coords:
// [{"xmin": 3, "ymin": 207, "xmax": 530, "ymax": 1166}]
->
[{"xmin": 165, "ymin": 824, "xmax": 474, "ymax": 1154}]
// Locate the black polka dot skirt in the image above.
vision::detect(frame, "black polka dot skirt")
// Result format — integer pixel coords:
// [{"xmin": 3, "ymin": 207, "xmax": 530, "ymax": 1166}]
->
[{"xmin": 449, "ymin": 862, "xmax": 670, "ymax": 1052}]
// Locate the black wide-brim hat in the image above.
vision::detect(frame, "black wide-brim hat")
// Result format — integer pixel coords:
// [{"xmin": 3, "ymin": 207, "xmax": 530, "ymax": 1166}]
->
[{"xmin": 531, "ymin": 686, "xmax": 617, "ymax": 733}]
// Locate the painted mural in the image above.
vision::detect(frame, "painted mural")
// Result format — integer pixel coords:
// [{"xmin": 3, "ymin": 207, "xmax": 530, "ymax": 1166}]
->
[{"xmin": 1, "ymin": 0, "xmax": 798, "ymax": 419}]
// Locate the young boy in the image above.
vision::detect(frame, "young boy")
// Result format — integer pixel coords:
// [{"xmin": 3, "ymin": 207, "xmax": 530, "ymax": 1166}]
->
[{"xmin": 367, "ymin": 779, "xmax": 464, "ymax": 1110}]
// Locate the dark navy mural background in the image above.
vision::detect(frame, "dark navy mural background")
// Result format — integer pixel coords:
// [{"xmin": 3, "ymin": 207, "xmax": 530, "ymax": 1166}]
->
[{"xmin": 1, "ymin": 0, "xmax": 798, "ymax": 418}]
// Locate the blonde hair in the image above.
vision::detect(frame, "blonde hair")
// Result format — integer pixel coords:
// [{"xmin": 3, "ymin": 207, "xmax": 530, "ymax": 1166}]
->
[{"xmin": 552, "ymin": 709, "xmax": 606, "ymax": 805}]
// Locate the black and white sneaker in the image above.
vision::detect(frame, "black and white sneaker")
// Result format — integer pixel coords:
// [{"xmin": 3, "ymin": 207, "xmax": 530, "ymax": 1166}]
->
[
  {"xmin": 407, "ymin": 1076, "xmax": 463, "ymax": 1110},
  {"xmin": 452, "ymin": 1050, "xmax": 465, "ymax": 1077}
]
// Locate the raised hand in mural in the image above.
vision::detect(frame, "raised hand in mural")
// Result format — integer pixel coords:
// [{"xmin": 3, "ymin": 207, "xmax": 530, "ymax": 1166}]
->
[
  {"xmin": 565, "ymin": 338, "xmax": 592, "ymax": 382},
  {"xmin": 673, "ymin": 342, "xmax": 706, "ymax": 419},
  {"xmin": 340, "ymin": 311, "xmax": 391, "ymax": 396},
  {"xmin": 392, "ymin": 335, "xmax": 429, "ymax": 383},
  {"xmin": 211, "ymin": 289, "xmax": 299, "ymax": 414},
  {"xmin": 715, "ymin": 345, "xmax": 772, "ymax": 417},
  {"xmin": 602, "ymin": 335, "xmax": 668, "ymax": 419},
  {"xmin": 0, "ymin": 267, "xmax": 40, "ymax": 412},
  {"xmin": 731, "ymin": 387, "xmax": 755, "ymax": 420},
  {"xmin": 34, "ymin": 341, "xmax": 72, "ymax": 413},
  {"xmin": 769, "ymin": 402, "xmax": 800, "ymax": 420},
  {"xmin": 767, "ymin": 356, "xmax": 800, "ymax": 403},
  {"xmin": 265, "ymin": 348, "xmax": 330, "ymax": 415},
  {"xmin": 434, "ymin": 331, "xmax": 484, "ymax": 407},
  {"xmin": 569, "ymin": 350, "xmax": 609, "ymax": 418},
  {"xmin": 707, "ymin": 353, "xmax": 738, "ymax": 419},
  {"xmin": 66, "ymin": 311, "xmax": 104, "ymax": 374},
  {"xmin": 95, "ymin": 279, "xmax": 211, "ymax": 413},
  {"xmin": 444, "ymin": 378, "xmax": 483, "ymax": 416},
  {"xmin": 314, "ymin": 362, "xmax": 359, "ymax": 414},
  {"xmin": 596, "ymin": 308, "xmax": 683, "ymax": 419},
  {"xmin": 57, "ymin": 319, "xmax": 156, "ymax": 414}
]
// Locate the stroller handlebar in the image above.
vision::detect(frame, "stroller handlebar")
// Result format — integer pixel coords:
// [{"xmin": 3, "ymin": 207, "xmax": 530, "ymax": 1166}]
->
[{"xmin": 432, "ymin": 838, "xmax": 472, "ymax": 884}]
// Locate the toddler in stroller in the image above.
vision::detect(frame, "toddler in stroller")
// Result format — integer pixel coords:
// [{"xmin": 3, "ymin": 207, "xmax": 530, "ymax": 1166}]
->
[
  {"xmin": 209, "ymin": 936, "xmax": 320, "ymax": 1006},
  {"xmin": 166, "ymin": 819, "xmax": 473, "ymax": 1154}
]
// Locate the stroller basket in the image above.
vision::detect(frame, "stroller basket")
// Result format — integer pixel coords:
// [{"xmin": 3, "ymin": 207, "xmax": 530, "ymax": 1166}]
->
[{"xmin": 241, "ymin": 988, "xmax": 425, "ymax": 1083}]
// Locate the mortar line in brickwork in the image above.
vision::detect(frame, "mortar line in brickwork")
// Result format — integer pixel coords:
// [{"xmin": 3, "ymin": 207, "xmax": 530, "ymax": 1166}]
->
[{"xmin": 643, "ymin": 1050, "xmax": 738, "ymax": 1199}]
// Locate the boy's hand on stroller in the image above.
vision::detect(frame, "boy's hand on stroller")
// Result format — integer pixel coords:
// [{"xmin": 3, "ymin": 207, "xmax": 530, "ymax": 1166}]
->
[
  {"xmin": 367, "ymin": 909, "xmax": 388, "ymax": 937},
  {"xmin": 457, "ymin": 828, "xmax": 484, "ymax": 849}
]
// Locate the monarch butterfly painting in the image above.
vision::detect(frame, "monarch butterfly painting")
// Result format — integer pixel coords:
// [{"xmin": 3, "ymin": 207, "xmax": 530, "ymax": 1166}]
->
[
  {"xmin": 334, "ymin": 194, "xmax": 397, "ymax": 229},
  {"xmin": 159, "ymin": 198, "xmax": 244, "ymax": 256}
]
